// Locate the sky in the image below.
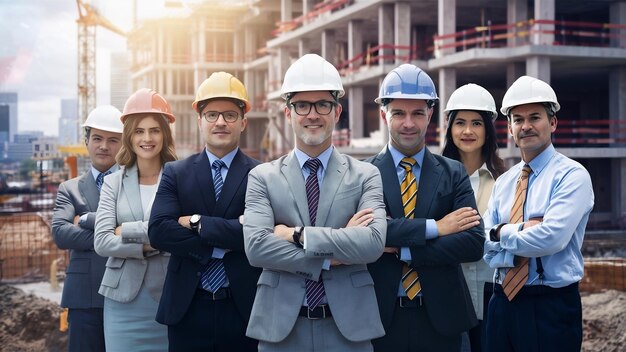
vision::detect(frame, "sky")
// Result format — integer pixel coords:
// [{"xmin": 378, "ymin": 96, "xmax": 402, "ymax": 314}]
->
[{"xmin": 0, "ymin": 0, "xmax": 181, "ymax": 137}]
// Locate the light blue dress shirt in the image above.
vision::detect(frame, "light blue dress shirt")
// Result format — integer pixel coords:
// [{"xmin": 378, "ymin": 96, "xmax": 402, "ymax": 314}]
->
[{"xmin": 483, "ymin": 145, "xmax": 594, "ymax": 288}]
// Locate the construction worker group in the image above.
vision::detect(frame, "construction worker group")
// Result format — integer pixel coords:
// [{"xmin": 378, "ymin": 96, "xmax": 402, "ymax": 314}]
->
[{"xmin": 52, "ymin": 54, "xmax": 594, "ymax": 352}]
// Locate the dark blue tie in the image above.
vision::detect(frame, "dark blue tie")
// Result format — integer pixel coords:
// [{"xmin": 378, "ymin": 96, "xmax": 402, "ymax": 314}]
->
[
  {"xmin": 96, "ymin": 170, "xmax": 111, "ymax": 192},
  {"xmin": 200, "ymin": 159, "xmax": 228, "ymax": 292},
  {"xmin": 304, "ymin": 158, "xmax": 325, "ymax": 309}
]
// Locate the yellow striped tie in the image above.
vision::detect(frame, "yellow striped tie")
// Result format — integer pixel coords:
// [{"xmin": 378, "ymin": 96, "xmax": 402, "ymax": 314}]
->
[{"xmin": 399, "ymin": 157, "xmax": 421, "ymax": 299}]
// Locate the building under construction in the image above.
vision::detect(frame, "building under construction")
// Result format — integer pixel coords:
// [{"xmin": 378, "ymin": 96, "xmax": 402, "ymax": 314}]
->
[{"xmin": 125, "ymin": 0, "xmax": 625, "ymax": 231}]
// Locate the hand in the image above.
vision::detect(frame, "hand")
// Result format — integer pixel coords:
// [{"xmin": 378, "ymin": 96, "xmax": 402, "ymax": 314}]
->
[
  {"xmin": 178, "ymin": 216, "xmax": 191, "ymax": 229},
  {"xmin": 330, "ymin": 259, "xmax": 344, "ymax": 266},
  {"xmin": 238, "ymin": 215, "xmax": 244, "ymax": 225},
  {"xmin": 346, "ymin": 208, "xmax": 374, "ymax": 227},
  {"xmin": 114, "ymin": 226, "xmax": 122, "ymax": 236},
  {"xmin": 436, "ymin": 207, "xmax": 481, "ymax": 236},
  {"xmin": 383, "ymin": 247, "xmax": 398, "ymax": 254},
  {"xmin": 143, "ymin": 243, "xmax": 155, "ymax": 252},
  {"xmin": 73, "ymin": 215, "xmax": 80, "ymax": 226},
  {"xmin": 523, "ymin": 217, "xmax": 543, "ymax": 230},
  {"xmin": 273, "ymin": 224, "xmax": 295, "ymax": 242}
]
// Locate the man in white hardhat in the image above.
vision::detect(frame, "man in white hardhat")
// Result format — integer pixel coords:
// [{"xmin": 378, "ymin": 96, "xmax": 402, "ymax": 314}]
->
[
  {"xmin": 483, "ymin": 75, "xmax": 594, "ymax": 351},
  {"xmin": 52, "ymin": 105, "xmax": 123, "ymax": 352},
  {"xmin": 243, "ymin": 53, "xmax": 387, "ymax": 351}
]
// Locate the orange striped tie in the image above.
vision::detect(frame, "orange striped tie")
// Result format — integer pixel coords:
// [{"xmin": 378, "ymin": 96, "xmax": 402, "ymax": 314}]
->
[
  {"xmin": 399, "ymin": 157, "xmax": 421, "ymax": 299},
  {"xmin": 501, "ymin": 165, "xmax": 532, "ymax": 301}
]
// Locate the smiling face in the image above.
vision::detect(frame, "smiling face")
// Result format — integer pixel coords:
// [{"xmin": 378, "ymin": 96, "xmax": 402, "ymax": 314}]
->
[
  {"xmin": 131, "ymin": 115, "xmax": 163, "ymax": 163},
  {"xmin": 508, "ymin": 103, "xmax": 557, "ymax": 162},
  {"xmin": 86, "ymin": 128, "xmax": 122, "ymax": 172},
  {"xmin": 451, "ymin": 110, "xmax": 486, "ymax": 157},
  {"xmin": 381, "ymin": 99, "xmax": 433, "ymax": 156},
  {"xmin": 198, "ymin": 99, "xmax": 247, "ymax": 158},
  {"xmin": 285, "ymin": 90, "xmax": 341, "ymax": 157}
]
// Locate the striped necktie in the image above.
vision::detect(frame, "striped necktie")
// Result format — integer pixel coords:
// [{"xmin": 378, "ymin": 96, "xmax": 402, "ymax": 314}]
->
[
  {"xmin": 304, "ymin": 158, "xmax": 326, "ymax": 309},
  {"xmin": 399, "ymin": 157, "xmax": 421, "ymax": 299},
  {"xmin": 501, "ymin": 165, "xmax": 532, "ymax": 301},
  {"xmin": 96, "ymin": 170, "xmax": 111, "ymax": 192},
  {"xmin": 200, "ymin": 159, "xmax": 228, "ymax": 292}
]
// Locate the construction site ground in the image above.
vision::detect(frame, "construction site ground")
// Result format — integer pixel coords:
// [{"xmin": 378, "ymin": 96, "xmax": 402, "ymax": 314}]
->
[{"xmin": 0, "ymin": 282, "xmax": 624, "ymax": 351}]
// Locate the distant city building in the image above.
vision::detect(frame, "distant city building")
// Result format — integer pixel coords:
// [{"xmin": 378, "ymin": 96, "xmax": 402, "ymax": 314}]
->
[
  {"xmin": 0, "ymin": 92, "xmax": 17, "ymax": 143},
  {"xmin": 8, "ymin": 131, "xmax": 44, "ymax": 161},
  {"xmin": 0, "ymin": 104, "xmax": 9, "ymax": 159},
  {"xmin": 32, "ymin": 137, "xmax": 59, "ymax": 159},
  {"xmin": 58, "ymin": 99, "xmax": 79, "ymax": 146},
  {"xmin": 110, "ymin": 52, "xmax": 130, "ymax": 112}
]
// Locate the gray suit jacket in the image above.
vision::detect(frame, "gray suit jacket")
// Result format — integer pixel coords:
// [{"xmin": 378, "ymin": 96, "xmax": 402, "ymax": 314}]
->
[
  {"xmin": 94, "ymin": 164, "xmax": 169, "ymax": 303},
  {"xmin": 243, "ymin": 148, "xmax": 387, "ymax": 343},
  {"xmin": 52, "ymin": 170, "xmax": 107, "ymax": 309}
]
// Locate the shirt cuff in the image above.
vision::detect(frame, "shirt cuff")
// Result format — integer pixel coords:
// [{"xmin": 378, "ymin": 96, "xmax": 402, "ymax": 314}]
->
[
  {"xmin": 322, "ymin": 259, "xmax": 331, "ymax": 270},
  {"xmin": 302, "ymin": 227, "xmax": 308, "ymax": 249},
  {"xmin": 425, "ymin": 219, "xmax": 438, "ymax": 240}
]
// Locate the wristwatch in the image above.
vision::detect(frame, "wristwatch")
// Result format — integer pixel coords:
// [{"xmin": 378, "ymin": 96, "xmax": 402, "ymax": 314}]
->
[
  {"xmin": 189, "ymin": 214, "xmax": 201, "ymax": 232},
  {"xmin": 293, "ymin": 226, "xmax": 304, "ymax": 248}
]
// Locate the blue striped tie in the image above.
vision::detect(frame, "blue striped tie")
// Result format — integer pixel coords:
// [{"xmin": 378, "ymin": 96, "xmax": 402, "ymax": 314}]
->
[
  {"xmin": 304, "ymin": 158, "xmax": 325, "ymax": 309},
  {"xmin": 200, "ymin": 159, "xmax": 227, "ymax": 292},
  {"xmin": 96, "ymin": 170, "xmax": 111, "ymax": 192}
]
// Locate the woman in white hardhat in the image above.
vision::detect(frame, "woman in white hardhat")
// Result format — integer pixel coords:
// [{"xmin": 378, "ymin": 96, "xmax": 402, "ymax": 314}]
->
[{"xmin": 442, "ymin": 83, "xmax": 506, "ymax": 352}]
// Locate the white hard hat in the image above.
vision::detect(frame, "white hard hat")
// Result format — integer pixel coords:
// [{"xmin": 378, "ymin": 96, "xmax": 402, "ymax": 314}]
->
[
  {"xmin": 501, "ymin": 76, "xmax": 560, "ymax": 116},
  {"xmin": 444, "ymin": 83, "xmax": 498, "ymax": 120},
  {"xmin": 280, "ymin": 54, "xmax": 345, "ymax": 100},
  {"xmin": 82, "ymin": 105, "xmax": 124, "ymax": 133}
]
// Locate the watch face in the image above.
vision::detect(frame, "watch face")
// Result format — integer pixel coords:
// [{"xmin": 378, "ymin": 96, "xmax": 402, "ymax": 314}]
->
[{"xmin": 191, "ymin": 214, "xmax": 200, "ymax": 225}]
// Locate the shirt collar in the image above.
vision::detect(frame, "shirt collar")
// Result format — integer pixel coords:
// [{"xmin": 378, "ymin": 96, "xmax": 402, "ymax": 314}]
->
[
  {"xmin": 294, "ymin": 145, "xmax": 333, "ymax": 172},
  {"xmin": 205, "ymin": 147, "xmax": 238, "ymax": 169},
  {"xmin": 387, "ymin": 143, "xmax": 425, "ymax": 169},
  {"xmin": 527, "ymin": 144, "xmax": 555, "ymax": 176},
  {"xmin": 91, "ymin": 164, "xmax": 119, "ymax": 181}
]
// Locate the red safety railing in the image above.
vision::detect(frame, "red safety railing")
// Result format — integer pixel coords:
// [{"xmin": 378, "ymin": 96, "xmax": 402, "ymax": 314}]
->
[
  {"xmin": 337, "ymin": 44, "xmax": 420, "ymax": 76},
  {"xmin": 272, "ymin": 0, "xmax": 350, "ymax": 36},
  {"xmin": 434, "ymin": 19, "xmax": 626, "ymax": 53}
]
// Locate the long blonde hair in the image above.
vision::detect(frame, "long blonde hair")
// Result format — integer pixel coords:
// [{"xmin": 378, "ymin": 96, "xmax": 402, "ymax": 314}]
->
[{"xmin": 116, "ymin": 114, "xmax": 177, "ymax": 167}]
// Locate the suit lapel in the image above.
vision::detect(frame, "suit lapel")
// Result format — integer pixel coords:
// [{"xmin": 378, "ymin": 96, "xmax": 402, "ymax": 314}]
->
[
  {"xmin": 414, "ymin": 149, "xmax": 442, "ymax": 218},
  {"xmin": 373, "ymin": 147, "xmax": 404, "ymax": 219},
  {"xmin": 213, "ymin": 150, "xmax": 249, "ymax": 217},
  {"xmin": 193, "ymin": 151, "xmax": 216, "ymax": 212},
  {"xmin": 316, "ymin": 149, "xmax": 347, "ymax": 227},
  {"xmin": 79, "ymin": 171, "xmax": 100, "ymax": 211},
  {"xmin": 121, "ymin": 165, "xmax": 144, "ymax": 221},
  {"xmin": 281, "ymin": 151, "xmax": 309, "ymax": 225}
]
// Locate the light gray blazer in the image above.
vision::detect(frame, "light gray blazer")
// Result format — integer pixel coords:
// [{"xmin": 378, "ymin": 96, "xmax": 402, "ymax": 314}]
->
[
  {"xmin": 243, "ymin": 148, "xmax": 387, "ymax": 343},
  {"xmin": 461, "ymin": 168, "xmax": 495, "ymax": 320},
  {"xmin": 94, "ymin": 164, "xmax": 169, "ymax": 303}
]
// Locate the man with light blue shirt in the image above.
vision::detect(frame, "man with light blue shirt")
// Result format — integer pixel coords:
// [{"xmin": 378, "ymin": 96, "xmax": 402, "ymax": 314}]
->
[
  {"xmin": 367, "ymin": 64, "xmax": 485, "ymax": 352},
  {"xmin": 483, "ymin": 75, "xmax": 594, "ymax": 351},
  {"xmin": 52, "ymin": 105, "xmax": 123, "ymax": 352}
]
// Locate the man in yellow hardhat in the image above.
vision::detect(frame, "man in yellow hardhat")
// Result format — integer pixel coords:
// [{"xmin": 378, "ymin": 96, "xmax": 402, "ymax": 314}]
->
[{"xmin": 149, "ymin": 72, "xmax": 260, "ymax": 351}]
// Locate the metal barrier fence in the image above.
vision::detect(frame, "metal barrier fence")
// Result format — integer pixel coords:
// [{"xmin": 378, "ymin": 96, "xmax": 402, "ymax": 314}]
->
[{"xmin": 0, "ymin": 212, "xmax": 68, "ymax": 283}]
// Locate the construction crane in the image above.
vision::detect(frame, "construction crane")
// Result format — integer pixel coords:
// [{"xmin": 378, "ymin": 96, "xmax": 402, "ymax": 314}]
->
[{"xmin": 75, "ymin": 0, "xmax": 126, "ymax": 136}]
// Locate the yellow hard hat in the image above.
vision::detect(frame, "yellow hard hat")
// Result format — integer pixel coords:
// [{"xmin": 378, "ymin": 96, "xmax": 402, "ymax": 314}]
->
[{"xmin": 192, "ymin": 72, "xmax": 251, "ymax": 113}]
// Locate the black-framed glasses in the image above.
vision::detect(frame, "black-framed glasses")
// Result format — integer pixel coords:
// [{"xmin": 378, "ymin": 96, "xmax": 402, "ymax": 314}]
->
[
  {"xmin": 289, "ymin": 100, "xmax": 336, "ymax": 116},
  {"xmin": 202, "ymin": 110, "xmax": 241, "ymax": 123}
]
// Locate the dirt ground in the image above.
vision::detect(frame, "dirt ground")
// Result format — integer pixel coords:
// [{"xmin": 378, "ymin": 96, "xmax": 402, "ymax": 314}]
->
[{"xmin": 0, "ymin": 283, "xmax": 623, "ymax": 351}]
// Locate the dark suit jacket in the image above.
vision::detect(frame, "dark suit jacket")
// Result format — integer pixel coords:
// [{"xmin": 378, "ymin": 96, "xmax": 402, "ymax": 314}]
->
[
  {"xmin": 52, "ymin": 170, "xmax": 107, "ymax": 309},
  {"xmin": 148, "ymin": 149, "xmax": 261, "ymax": 326},
  {"xmin": 366, "ymin": 146, "xmax": 484, "ymax": 337}
]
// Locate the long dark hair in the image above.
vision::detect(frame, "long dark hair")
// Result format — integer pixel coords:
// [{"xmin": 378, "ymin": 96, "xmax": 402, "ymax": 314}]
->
[{"xmin": 442, "ymin": 110, "xmax": 506, "ymax": 179}]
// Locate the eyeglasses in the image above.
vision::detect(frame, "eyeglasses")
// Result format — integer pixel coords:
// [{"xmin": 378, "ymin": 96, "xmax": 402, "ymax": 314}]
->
[
  {"xmin": 202, "ymin": 110, "xmax": 241, "ymax": 123},
  {"xmin": 289, "ymin": 100, "xmax": 336, "ymax": 116}
]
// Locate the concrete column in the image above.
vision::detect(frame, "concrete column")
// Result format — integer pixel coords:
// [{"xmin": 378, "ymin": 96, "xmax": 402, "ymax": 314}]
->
[
  {"xmin": 322, "ymin": 30, "xmax": 336, "ymax": 63},
  {"xmin": 198, "ymin": 20, "xmax": 205, "ymax": 63},
  {"xmin": 526, "ymin": 56, "xmax": 550, "ymax": 83},
  {"xmin": 233, "ymin": 30, "xmax": 242, "ymax": 62},
  {"xmin": 157, "ymin": 27, "xmax": 164, "ymax": 63},
  {"xmin": 302, "ymin": 0, "xmax": 314, "ymax": 24},
  {"xmin": 349, "ymin": 20, "xmax": 364, "ymax": 71},
  {"xmin": 438, "ymin": 68, "xmax": 456, "ymax": 149},
  {"xmin": 281, "ymin": 0, "xmax": 292, "ymax": 22},
  {"xmin": 349, "ymin": 87, "xmax": 364, "ymax": 138},
  {"xmin": 437, "ymin": 0, "xmax": 456, "ymax": 58},
  {"xmin": 533, "ymin": 0, "xmax": 555, "ymax": 45},
  {"xmin": 610, "ymin": 2, "xmax": 626, "ymax": 48},
  {"xmin": 507, "ymin": 0, "xmax": 528, "ymax": 47},
  {"xmin": 506, "ymin": 62, "xmax": 525, "ymax": 152},
  {"xmin": 609, "ymin": 66, "xmax": 626, "ymax": 222},
  {"xmin": 245, "ymin": 27, "xmax": 257, "ymax": 61},
  {"xmin": 299, "ymin": 38, "xmax": 310, "ymax": 57},
  {"xmin": 378, "ymin": 4, "xmax": 394, "ymax": 66},
  {"xmin": 394, "ymin": 2, "xmax": 411, "ymax": 64}
]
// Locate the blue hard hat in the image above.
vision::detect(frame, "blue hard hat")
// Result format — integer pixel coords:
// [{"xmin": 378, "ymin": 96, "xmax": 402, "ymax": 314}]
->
[{"xmin": 375, "ymin": 64, "xmax": 438, "ymax": 106}]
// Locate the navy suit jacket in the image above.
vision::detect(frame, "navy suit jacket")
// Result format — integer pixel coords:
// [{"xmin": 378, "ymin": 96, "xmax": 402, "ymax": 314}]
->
[
  {"xmin": 149, "ymin": 149, "xmax": 261, "ymax": 325},
  {"xmin": 366, "ymin": 146, "xmax": 484, "ymax": 337}
]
